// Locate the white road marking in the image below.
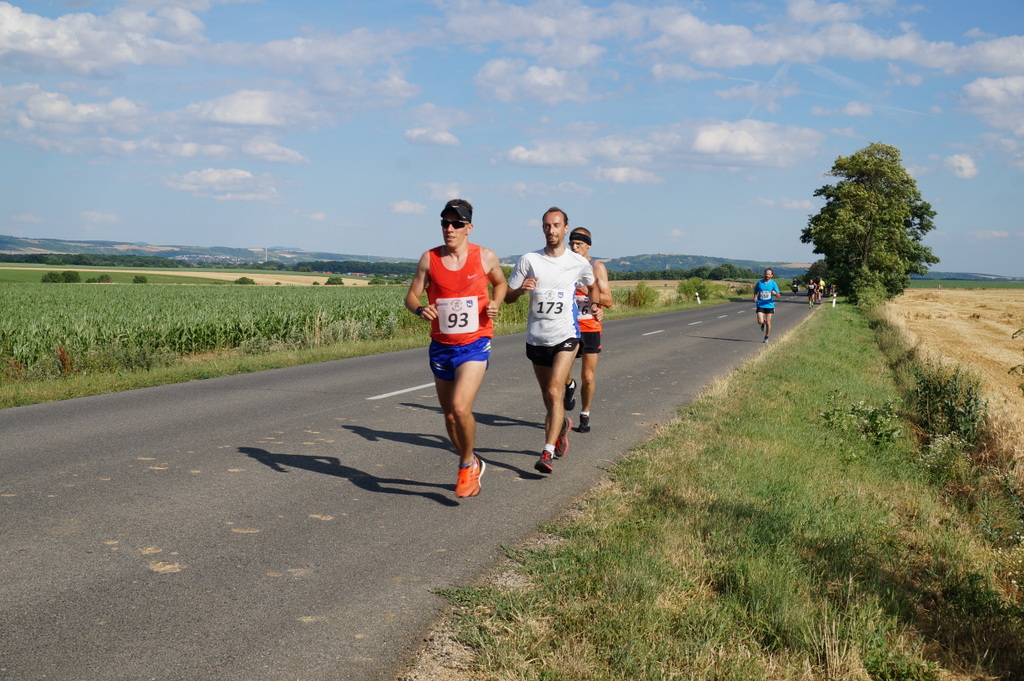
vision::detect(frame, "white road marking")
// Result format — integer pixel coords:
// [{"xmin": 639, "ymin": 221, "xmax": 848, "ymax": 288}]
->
[
  {"xmin": 688, "ymin": 321, "xmax": 703, "ymax": 325},
  {"xmin": 642, "ymin": 330, "xmax": 664, "ymax": 336},
  {"xmin": 367, "ymin": 382, "xmax": 435, "ymax": 400},
  {"xmin": 718, "ymin": 315, "xmax": 728, "ymax": 318}
]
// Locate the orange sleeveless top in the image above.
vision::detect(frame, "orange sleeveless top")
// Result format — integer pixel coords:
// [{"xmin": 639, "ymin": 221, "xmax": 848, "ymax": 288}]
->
[
  {"xmin": 427, "ymin": 243, "xmax": 493, "ymax": 344},
  {"xmin": 575, "ymin": 259, "xmax": 601, "ymax": 333}
]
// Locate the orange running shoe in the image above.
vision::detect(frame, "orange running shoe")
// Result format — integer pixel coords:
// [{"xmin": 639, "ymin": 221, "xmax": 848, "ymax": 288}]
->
[
  {"xmin": 455, "ymin": 455, "xmax": 485, "ymax": 498},
  {"xmin": 535, "ymin": 450, "xmax": 554, "ymax": 474},
  {"xmin": 555, "ymin": 416, "xmax": 572, "ymax": 457}
]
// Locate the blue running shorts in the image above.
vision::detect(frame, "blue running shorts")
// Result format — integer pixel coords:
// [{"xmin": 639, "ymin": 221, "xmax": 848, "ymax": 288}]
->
[{"xmin": 429, "ymin": 337, "xmax": 492, "ymax": 381}]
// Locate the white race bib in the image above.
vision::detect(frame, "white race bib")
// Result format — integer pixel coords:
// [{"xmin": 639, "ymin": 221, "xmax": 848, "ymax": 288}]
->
[
  {"xmin": 575, "ymin": 293, "xmax": 594, "ymax": 319},
  {"xmin": 758, "ymin": 290, "xmax": 773, "ymax": 301},
  {"xmin": 531, "ymin": 289, "xmax": 570, "ymax": 320},
  {"xmin": 436, "ymin": 297, "xmax": 479, "ymax": 334}
]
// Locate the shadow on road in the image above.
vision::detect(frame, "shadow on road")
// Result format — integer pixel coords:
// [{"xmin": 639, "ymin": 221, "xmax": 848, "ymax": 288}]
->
[
  {"xmin": 240, "ymin": 446, "xmax": 459, "ymax": 507},
  {"xmin": 340, "ymin": 421, "xmax": 547, "ymax": 479},
  {"xmin": 399, "ymin": 403, "xmax": 544, "ymax": 430}
]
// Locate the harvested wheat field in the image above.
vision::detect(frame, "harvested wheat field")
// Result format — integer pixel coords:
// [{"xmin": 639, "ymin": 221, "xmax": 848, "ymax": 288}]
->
[{"xmin": 886, "ymin": 288, "xmax": 1024, "ymax": 460}]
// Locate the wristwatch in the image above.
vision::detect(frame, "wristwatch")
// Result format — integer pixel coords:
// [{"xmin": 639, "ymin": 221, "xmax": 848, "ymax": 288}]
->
[{"xmin": 415, "ymin": 306, "xmax": 425, "ymax": 318}]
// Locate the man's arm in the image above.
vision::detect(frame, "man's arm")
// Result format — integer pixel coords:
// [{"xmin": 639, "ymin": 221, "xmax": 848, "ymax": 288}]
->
[
  {"xmin": 592, "ymin": 260, "xmax": 613, "ymax": 308},
  {"xmin": 504, "ymin": 256, "xmax": 533, "ymax": 303},
  {"xmin": 481, "ymin": 248, "xmax": 508, "ymax": 318},
  {"xmin": 404, "ymin": 250, "xmax": 436, "ymax": 320}
]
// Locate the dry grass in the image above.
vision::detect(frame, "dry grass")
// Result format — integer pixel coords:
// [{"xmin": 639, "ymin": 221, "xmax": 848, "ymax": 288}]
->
[{"xmin": 886, "ymin": 288, "xmax": 1024, "ymax": 470}]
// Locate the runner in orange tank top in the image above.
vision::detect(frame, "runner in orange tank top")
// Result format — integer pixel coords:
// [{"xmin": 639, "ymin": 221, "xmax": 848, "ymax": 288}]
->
[
  {"xmin": 564, "ymin": 227, "xmax": 613, "ymax": 433},
  {"xmin": 405, "ymin": 199, "xmax": 507, "ymax": 498}
]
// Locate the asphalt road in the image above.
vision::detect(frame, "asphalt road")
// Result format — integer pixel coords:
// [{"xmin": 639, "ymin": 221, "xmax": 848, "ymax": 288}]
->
[{"xmin": 0, "ymin": 295, "xmax": 814, "ymax": 681}]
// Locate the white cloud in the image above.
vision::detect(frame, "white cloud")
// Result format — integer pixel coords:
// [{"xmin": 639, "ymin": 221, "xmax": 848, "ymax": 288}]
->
[
  {"xmin": 505, "ymin": 142, "xmax": 590, "ymax": 167},
  {"xmin": 474, "ymin": 59, "xmax": 590, "ymax": 104},
  {"xmin": 692, "ymin": 120, "xmax": 824, "ymax": 167},
  {"xmin": 970, "ymin": 230, "xmax": 1009, "ymax": 240},
  {"xmin": 404, "ymin": 128, "xmax": 461, "ymax": 147},
  {"xmin": 788, "ymin": 0, "xmax": 862, "ymax": 24},
  {"xmin": 241, "ymin": 139, "xmax": 309, "ymax": 163},
  {"xmin": 714, "ymin": 83, "xmax": 801, "ymax": 114},
  {"xmin": 391, "ymin": 200, "xmax": 427, "ymax": 215},
  {"xmin": 185, "ymin": 90, "xmax": 317, "ymax": 127},
  {"xmin": 443, "ymin": 0, "xmax": 640, "ymax": 69},
  {"xmin": 507, "ymin": 182, "xmax": 594, "ymax": 199},
  {"xmin": 165, "ymin": 168, "xmax": 277, "ymax": 201},
  {"xmin": 961, "ymin": 76, "xmax": 1024, "ymax": 136},
  {"xmin": 504, "ymin": 118, "xmax": 823, "ymax": 171},
  {"xmin": 811, "ymin": 101, "xmax": 874, "ymax": 116},
  {"xmin": 422, "ymin": 183, "xmax": 465, "ymax": 201},
  {"xmin": 643, "ymin": 7, "xmax": 1024, "ymax": 74},
  {"xmin": 593, "ymin": 166, "xmax": 664, "ymax": 184},
  {"xmin": 651, "ymin": 63, "xmax": 721, "ymax": 81},
  {"xmin": 943, "ymin": 154, "xmax": 979, "ymax": 179},
  {"xmin": 781, "ymin": 197, "xmax": 815, "ymax": 210},
  {"xmin": 0, "ymin": 2, "xmax": 199, "ymax": 75},
  {"xmin": 81, "ymin": 211, "xmax": 119, "ymax": 223},
  {"xmin": 403, "ymin": 103, "xmax": 469, "ymax": 147},
  {"xmin": 754, "ymin": 197, "xmax": 815, "ymax": 210}
]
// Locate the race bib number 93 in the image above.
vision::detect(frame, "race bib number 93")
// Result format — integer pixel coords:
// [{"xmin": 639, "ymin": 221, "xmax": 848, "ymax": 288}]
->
[{"xmin": 436, "ymin": 297, "xmax": 479, "ymax": 334}]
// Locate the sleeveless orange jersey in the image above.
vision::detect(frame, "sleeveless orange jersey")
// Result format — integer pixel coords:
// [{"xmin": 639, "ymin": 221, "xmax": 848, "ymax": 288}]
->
[
  {"xmin": 575, "ymin": 260, "xmax": 601, "ymax": 333},
  {"xmin": 427, "ymin": 244, "xmax": 493, "ymax": 345}
]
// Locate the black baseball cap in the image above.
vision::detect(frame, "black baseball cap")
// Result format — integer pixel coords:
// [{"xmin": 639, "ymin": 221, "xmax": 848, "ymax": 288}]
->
[{"xmin": 440, "ymin": 200, "xmax": 472, "ymax": 223}]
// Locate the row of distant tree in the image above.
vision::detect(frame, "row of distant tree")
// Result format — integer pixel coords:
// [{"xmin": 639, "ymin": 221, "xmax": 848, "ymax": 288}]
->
[
  {"xmin": 1, "ymin": 253, "xmax": 191, "ymax": 268},
  {"xmin": 608, "ymin": 262, "xmax": 761, "ymax": 281}
]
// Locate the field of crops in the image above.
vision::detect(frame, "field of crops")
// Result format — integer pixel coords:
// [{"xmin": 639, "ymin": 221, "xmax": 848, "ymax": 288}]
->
[
  {"xmin": 1, "ymin": 284, "xmax": 418, "ymax": 377},
  {"xmin": 909, "ymin": 279, "xmax": 1024, "ymax": 289}
]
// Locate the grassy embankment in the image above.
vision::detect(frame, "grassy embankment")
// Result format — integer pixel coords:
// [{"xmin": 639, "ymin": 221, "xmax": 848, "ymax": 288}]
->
[{"xmin": 430, "ymin": 301, "xmax": 1024, "ymax": 680}]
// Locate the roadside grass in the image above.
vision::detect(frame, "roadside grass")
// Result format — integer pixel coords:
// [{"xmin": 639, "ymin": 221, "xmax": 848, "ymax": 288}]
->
[{"xmin": 438, "ymin": 303, "xmax": 1024, "ymax": 680}]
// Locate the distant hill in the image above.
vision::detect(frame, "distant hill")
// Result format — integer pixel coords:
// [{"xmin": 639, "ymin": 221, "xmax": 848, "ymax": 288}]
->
[
  {"xmin": 598, "ymin": 254, "xmax": 810, "ymax": 279},
  {"xmin": 3, "ymin": 235, "xmax": 1021, "ymax": 280},
  {"xmin": 0, "ymin": 235, "xmax": 411, "ymax": 265}
]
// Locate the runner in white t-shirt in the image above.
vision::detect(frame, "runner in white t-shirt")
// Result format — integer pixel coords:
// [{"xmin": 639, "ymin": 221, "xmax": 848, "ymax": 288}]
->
[{"xmin": 506, "ymin": 206, "xmax": 598, "ymax": 475}]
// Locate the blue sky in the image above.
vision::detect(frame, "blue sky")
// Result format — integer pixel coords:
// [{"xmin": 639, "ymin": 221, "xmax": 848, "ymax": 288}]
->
[{"xmin": 2, "ymin": 0, "xmax": 1022, "ymax": 275}]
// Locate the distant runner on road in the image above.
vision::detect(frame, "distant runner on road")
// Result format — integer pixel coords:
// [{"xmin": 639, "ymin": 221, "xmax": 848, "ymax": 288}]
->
[
  {"xmin": 505, "ymin": 207, "xmax": 598, "ymax": 475},
  {"xmin": 405, "ymin": 199, "xmax": 507, "ymax": 498},
  {"xmin": 753, "ymin": 268, "xmax": 781, "ymax": 343}
]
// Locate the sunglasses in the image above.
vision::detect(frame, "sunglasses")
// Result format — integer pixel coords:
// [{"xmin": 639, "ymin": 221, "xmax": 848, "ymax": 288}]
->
[{"xmin": 440, "ymin": 219, "xmax": 469, "ymax": 229}]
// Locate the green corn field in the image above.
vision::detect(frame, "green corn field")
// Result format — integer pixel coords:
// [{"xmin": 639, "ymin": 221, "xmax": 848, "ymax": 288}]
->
[{"xmin": 0, "ymin": 284, "xmax": 419, "ymax": 377}]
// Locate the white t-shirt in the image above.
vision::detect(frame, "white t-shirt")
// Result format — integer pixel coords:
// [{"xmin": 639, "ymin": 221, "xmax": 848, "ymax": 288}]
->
[{"xmin": 508, "ymin": 249, "xmax": 596, "ymax": 346}]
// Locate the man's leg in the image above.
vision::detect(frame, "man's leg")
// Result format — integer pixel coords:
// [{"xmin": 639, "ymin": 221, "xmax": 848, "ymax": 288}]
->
[
  {"xmin": 532, "ymin": 350, "xmax": 575, "ymax": 447},
  {"xmin": 580, "ymin": 352, "xmax": 599, "ymax": 413},
  {"xmin": 434, "ymin": 360, "xmax": 487, "ymax": 465},
  {"xmin": 764, "ymin": 311, "xmax": 773, "ymax": 338}
]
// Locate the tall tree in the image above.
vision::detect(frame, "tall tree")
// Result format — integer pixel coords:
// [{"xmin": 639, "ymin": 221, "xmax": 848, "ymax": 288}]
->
[{"xmin": 801, "ymin": 142, "xmax": 938, "ymax": 303}]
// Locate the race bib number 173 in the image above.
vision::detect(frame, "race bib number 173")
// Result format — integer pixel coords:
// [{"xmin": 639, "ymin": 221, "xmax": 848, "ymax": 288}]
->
[{"xmin": 531, "ymin": 289, "xmax": 568, "ymax": 319}]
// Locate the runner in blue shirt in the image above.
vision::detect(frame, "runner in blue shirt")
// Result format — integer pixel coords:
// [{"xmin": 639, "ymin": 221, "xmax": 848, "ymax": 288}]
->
[{"xmin": 753, "ymin": 268, "xmax": 781, "ymax": 343}]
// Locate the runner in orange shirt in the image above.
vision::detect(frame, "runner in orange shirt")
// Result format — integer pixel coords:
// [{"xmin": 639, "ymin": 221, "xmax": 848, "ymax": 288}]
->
[
  {"xmin": 563, "ymin": 227, "xmax": 613, "ymax": 433},
  {"xmin": 405, "ymin": 199, "xmax": 507, "ymax": 498}
]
